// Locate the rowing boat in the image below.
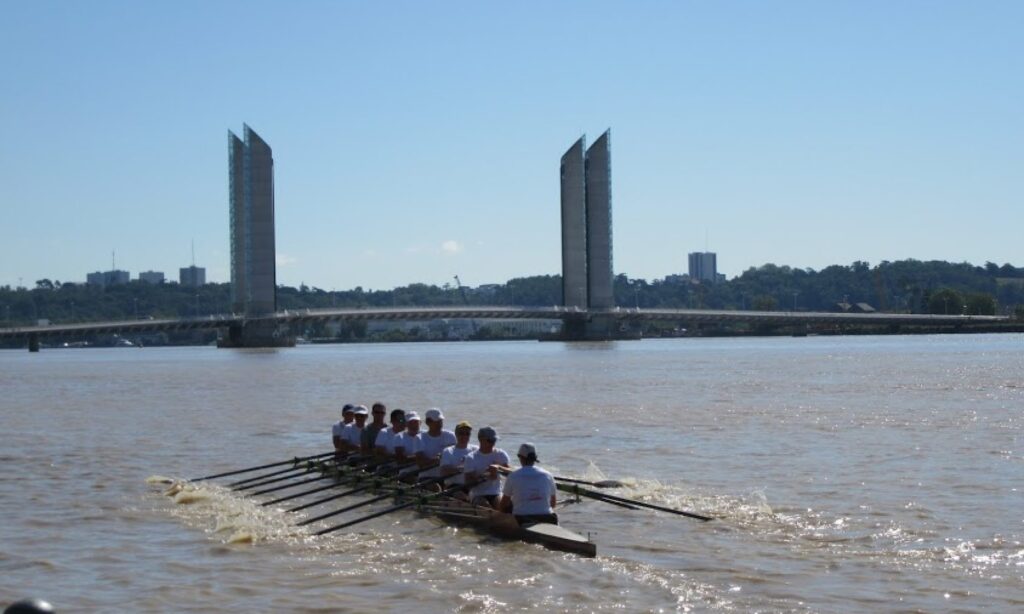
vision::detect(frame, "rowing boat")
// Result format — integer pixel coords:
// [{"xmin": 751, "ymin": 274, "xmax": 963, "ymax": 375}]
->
[{"xmin": 269, "ymin": 458, "xmax": 598, "ymax": 557}]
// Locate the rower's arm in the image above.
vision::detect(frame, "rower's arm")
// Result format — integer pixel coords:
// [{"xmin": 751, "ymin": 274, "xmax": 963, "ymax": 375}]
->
[{"xmin": 332, "ymin": 435, "xmax": 343, "ymax": 453}]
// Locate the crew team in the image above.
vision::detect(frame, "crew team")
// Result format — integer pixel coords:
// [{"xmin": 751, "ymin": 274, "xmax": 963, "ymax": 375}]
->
[{"xmin": 331, "ymin": 402, "xmax": 557, "ymax": 526}]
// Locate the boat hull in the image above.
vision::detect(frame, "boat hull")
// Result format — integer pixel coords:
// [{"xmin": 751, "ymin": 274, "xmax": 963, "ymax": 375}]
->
[{"xmin": 417, "ymin": 497, "xmax": 597, "ymax": 557}]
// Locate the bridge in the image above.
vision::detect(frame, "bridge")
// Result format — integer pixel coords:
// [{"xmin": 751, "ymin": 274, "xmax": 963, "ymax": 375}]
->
[{"xmin": 0, "ymin": 307, "xmax": 1011, "ymax": 351}]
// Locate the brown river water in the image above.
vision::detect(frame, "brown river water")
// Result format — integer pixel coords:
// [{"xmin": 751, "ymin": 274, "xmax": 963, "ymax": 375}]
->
[{"xmin": 1, "ymin": 335, "xmax": 1022, "ymax": 612}]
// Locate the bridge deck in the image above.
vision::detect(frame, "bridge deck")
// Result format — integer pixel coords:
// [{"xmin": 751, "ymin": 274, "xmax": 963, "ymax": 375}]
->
[{"xmin": 0, "ymin": 306, "xmax": 1010, "ymax": 340}]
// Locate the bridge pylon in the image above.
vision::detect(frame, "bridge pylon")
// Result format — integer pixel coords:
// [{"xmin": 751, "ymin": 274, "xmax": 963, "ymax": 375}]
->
[{"xmin": 217, "ymin": 320, "xmax": 295, "ymax": 349}]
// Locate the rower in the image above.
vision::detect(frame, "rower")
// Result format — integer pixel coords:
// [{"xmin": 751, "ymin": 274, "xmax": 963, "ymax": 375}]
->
[
  {"xmin": 341, "ymin": 405, "xmax": 369, "ymax": 457},
  {"xmin": 498, "ymin": 443, "xmax": 558, "ymax": 526},
  {"xmin": 331, "ymin": 403, "xmax": 356, "ymax": 456},
  {"xmin": 374, "ymin": 409, "xmax": 406, "ymax": 458},
  {"xmin": 393, "ymin": 411, "xmax": 421, "ymax": 461},
  {"xmin": 360, "ymin": 402, "xmax": 388, "ymax": 455},
  {"xmin": 439, "ymin": 421, "xmax": 477, "ymax": 492},
  {"xmin": 416, "ymin": 408, "xmax": 456, "ymax": 480},
  {"xmin": 463, "ymin": 426, "xmax": 510, "ymax": 509}
]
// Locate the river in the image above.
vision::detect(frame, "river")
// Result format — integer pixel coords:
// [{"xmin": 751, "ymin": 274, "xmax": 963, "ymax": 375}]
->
[{"xmin": 1, "ymin": 334, "xmax": 1021, "ymax": 612}]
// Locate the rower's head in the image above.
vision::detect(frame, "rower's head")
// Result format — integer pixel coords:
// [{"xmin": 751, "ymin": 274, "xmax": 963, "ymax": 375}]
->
[
  {"xmin": 478, "ymin": 426, "xmax": 498, "ymax": 452},
  {"xmin": 341, "ymin": 403, "xmax": 355, "ymax": 424},
  {"xmin": 390, "ymin": 409, "xmax": 406, "ymax": 431},
  {"xmin": 404, "ymin": 411, "xmax": 421, "ymax": 435},
  {"xmin": 454, "ymin": 421, "xmax": 472, "ymax": 447},
  {"xmin": 371, "ymin": 402, "xmax": 387, "ymax": 425},
  {"xmin": 517, "ymin": 442, "xmax": 538, "ymax": 466},
  {"xmin": 425, "ymin": 408, "xmax": 444, "ymax": 434},
  {"xmin": 353, "ymin": 405, "xmax": 369, "ymax": 426}
]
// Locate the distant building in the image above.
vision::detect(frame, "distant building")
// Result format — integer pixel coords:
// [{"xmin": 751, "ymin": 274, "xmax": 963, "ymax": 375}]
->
[
  {"xmin": 179, "ymin": 266, "xmax": 206, "ymax": 287},
  {"xmin": 688, "ymin": 252, "xmax": 718, "ymax": 283},
  {"xmin": 138, "ymin": 271, "xmax": 165, "ymax": 284},
  {"xmin": 86, "ymin": 270, "xmax": 130, "ymax": 287}
]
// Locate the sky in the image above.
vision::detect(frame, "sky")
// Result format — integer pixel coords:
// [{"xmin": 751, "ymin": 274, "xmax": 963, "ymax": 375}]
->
[{"xmin": 1, "ymin": 1, "xmax": 1021, "ymax": 291}]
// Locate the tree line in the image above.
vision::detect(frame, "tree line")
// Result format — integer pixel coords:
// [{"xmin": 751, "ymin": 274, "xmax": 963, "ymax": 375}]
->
[{"xmin": 2, "ymin": 259, "xmax": 1022, "ymax": 326}]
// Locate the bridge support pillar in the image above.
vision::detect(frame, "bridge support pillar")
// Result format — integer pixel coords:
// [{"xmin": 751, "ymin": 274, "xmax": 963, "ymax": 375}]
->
[
  {"xmin": 28, "ymin": 333, "xmax": 40, "ymax": 352},
  {"xmin": 217, "ymin": 321, "xmax": 295, "ymax": 349},
  {"xmin": 557, "ymin": 314, "xmax": 641, "ymax": 341}
]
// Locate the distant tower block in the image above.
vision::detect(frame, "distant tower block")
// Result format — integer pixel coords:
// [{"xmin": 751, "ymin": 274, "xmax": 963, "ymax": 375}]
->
[
  {"xmin": 560, "ymin": 137, "xmax": 588, "ymax": 309},
  {"xmin": 585, "ymin": 130, "xmax": 613, "ymax": 310},
  {"xmin": 228, "ymin": 125, "xmax": 277, "ymax": 316}
]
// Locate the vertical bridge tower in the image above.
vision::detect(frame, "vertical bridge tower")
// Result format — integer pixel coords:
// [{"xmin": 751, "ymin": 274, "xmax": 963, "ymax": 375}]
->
[
  {"xmin": 221, "ymin": 124, "xmax": 293, "ymax": 347},
  {"xmin": 559, "ymin": 130, "xmax": 621, "ymax": 340}
]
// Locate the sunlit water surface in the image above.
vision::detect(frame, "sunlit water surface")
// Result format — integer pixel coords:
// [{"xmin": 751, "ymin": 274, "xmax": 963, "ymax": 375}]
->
[{"xmin": 1, "ymin": 335, "xmax": 1021, "ymax": 612}]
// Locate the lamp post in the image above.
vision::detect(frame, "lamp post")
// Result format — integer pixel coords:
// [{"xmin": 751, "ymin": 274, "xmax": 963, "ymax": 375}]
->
[{"xmin": 792, "ymin": 291, "xmax": 799, "ymax": 311}]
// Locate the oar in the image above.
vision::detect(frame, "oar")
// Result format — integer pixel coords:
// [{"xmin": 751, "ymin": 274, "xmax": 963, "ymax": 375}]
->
[
  {"xmin": 556, "ymin": 483, "xmax": 712, "ymax": 521},
  {"xmin": 284, "ymin": 483, "xmax": 375, "ymax": 513},
  {"xmin": 553, "ymin": 476, "xmax": 626, "ymax": 489},
  {"xmin": 228, "ymin": 464, "xmax": 313, "ymax": 488},
  {"xmin": 248, "ymin": 473, "xmax": 340, "ymax": 497},
  {"xmin": 189, "ymin": 452, "xmax": 334, "ymax": 482},
  {"xmin": 278, "ymin": 461, "xmax": 438, "ymax": 509},
  {"xmin": 494, "ymin": 466, "xmax": 623, "ymax": 489},
  {"xmin": 297, "ymin": 492, "xmax": 395, "ymax": 527},
  {"xmin": 313, "ymin": 479, "xmax": 472, "ymax": 536},
  {"xmin": 234, "ymin": 459, "xmax": 346, "ymax": 491}
]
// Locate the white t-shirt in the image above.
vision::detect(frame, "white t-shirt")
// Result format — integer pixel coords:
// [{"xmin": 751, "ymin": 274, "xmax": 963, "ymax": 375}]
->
[
  {"xmin": 374, "ymin": 428, "xmax": 404, "ymax": 454},
  {"xmin": 331, "ymin": 421, "xmax": 347, "ymax": 439},
  {"xmin": 393, "ymin": 431, "xmax": 422, "ymax": 458},
  {"xmin": 439, "ymin": 444, "xmax": 478, "ymax": 485},
  {"xmin": 503, "ymin": 465, "xmax": 556, "ymax": 515},
  {"xmin": 343, "ymin": 424, "xmax": 363, "ymax": 448},
  {"xmin": 417, "ymin": 430, "xmax": 456, "ymax": 479},
  {"xmin": 464, "ymin": 448, "xmax": 510, "ymax": 498}
]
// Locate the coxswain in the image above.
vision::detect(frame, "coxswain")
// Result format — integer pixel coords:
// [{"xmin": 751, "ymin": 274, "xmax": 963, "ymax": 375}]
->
[
  {"xmin": 374, "ymin": 408, "xmax": 406, "ymax": 458},
  {"xmin": 360, "ymin": 402, "xmax": 388, "ymax": 455},
  {"xmin": 440, "ymin": 421, "xmax": 478, "ymax": 492},
  {"xmin": 498, "ymin": 442, "xmax": 558, "ymax": 526},
  {"xmin": 416, "ymin": 408, "xmax": 456, "ymax": 479},
  {"xmin": 331, "ymin": 403, "xmax": 356, "ymax": 456},
  {"xmin": 463, "ymin": 426, "xmax": 510, "ymax": 508}
]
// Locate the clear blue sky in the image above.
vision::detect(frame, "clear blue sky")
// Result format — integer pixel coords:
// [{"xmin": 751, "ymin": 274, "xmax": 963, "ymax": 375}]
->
[{"xmin": 2, "ymin": 1, "xmax": 1021, "ymax": 291}]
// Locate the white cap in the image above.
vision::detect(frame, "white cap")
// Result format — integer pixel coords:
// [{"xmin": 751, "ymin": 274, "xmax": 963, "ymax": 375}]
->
[
  {"xmin": 517, "ymin": 442, "xmax": 537, "ymax": 459},
  {"xmin": 353, "ymin": 405, "xmax": 369, "ymax": 416},
  {"xmin": 425, "ymin": 408, "xmax": 444, "ymax": 421},
  {"xmin": 404, "ymin": 411, "xmax": 421, "ymax": 422}
]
